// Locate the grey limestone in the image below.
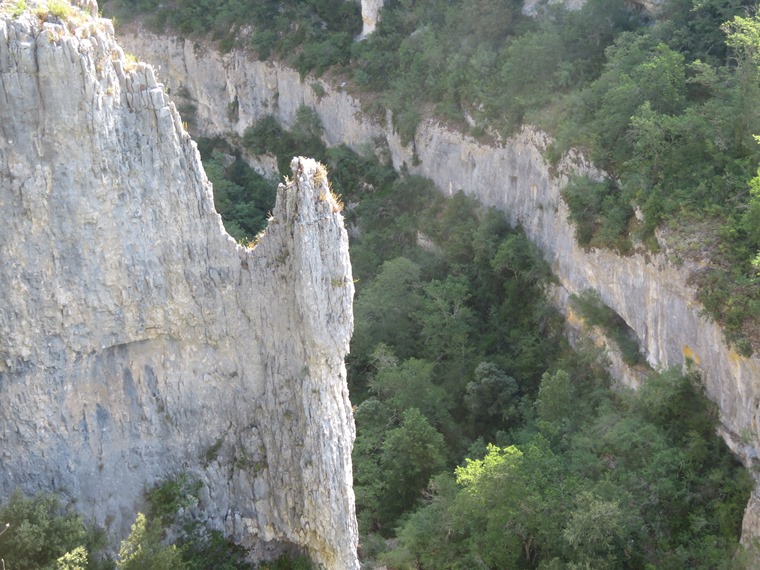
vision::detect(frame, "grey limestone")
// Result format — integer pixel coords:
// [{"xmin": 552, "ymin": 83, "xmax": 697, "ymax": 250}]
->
[{"xmin": 0, "ymin": 2, "xmax": 358, "ymax": 568}]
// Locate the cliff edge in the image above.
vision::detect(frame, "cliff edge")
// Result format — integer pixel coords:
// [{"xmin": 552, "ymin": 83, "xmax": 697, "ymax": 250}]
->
[{"xmin": 0, "ymin": 1, "xmax": 358, "ymax": 567}]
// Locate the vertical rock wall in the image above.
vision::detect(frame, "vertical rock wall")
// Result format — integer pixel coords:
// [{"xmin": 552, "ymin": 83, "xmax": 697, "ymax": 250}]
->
[
  {"xmin": 0, "ymin": 3, "xmax": 358, "ymax": 568},
  {"xmin": 119, "ymin": 30, "xmax": 760, "ymax": 541},
  {"xmin": 359, "ymin": 0, "xmax": 385, "ymax": 39}
]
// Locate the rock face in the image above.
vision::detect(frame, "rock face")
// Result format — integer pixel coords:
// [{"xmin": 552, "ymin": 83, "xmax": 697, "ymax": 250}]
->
[
  {"xmin": 119, "ymin": 30, "xmax": 760, "ymax": 540},
  {"xmin": 0, "ymin": 3, "xmax": 358, "ymax": 568},
  {"xmin": 522, "ymin": 0, "xmax": 586, "ymax": 16},
  {"xmin": 359, "ymin": 0, "xmax": 385, "ymax": 39}
]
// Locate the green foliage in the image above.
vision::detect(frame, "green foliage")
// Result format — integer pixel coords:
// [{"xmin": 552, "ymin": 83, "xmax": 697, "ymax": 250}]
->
[
  {"xmin": 146, "ymin": 473, "xmax": 202, "ymax": 525},
  {"xmin": 48, "ymin": 0, "xmax": 74, "ymax": 19},
  {"xmin": 0, "ymin": 490, "xmax": 106, "ymax": 570},
  {"xmin": 259, "ymin": 552, "xmax": 315, "ymax": 570},
  {"xmin": 198, "ymin": 138, "xmax": 277, "ymax": 242},
  {"xmin": 177, "ymin": 523, "xmax": 249, "ymax": 570},
  {"xmin": 242, "ymin": 108, "xmax": 328, "ymax": 175},
  {"xmin": 56, "ymin": 546, "xmax": 88, "ymax": 570},
  {"xmin": 11, "ymin": 0, "xmax": 27, "ymax": 17},
  {"xmin": 464, "ymin": 362, "xmax": 518, "ymax": 435},
  {"xmin": 349, "ymin": 0, "xmax": 634, "ymax": 137},
  {"xmin": 561, "ymin": 176, "xmax": 633, "ymax": 252},
  {"xmin": 369, "ymin": 352, "xmax": 454, "ymax": 432},
  {"xmin": 335, "ymin": 138, "xmax": 565, "ymax": 536},
  {"xmin": 351, "ymin": 257, "xmax": 424, "ymax": 366},
  {"xmin": 378, "ymin": 408, "xmax": 447, "ymax": 526},
  {"xmin": 103, "ymin": 0, "xmax": 360, "ymax": 75},
  {"xmin": 116, "ymin": 513, "xmax": 186, "ymax": 570},
  {"xmin": 570, "ymin": 289, "xmax": 642, "ymax": 365},
  {"xmin": 451, "ymin": 440, "xmax": 569, "ymax": 567},
  {"xmin": 390, "ymin": 368, "xmax": 752, "ymax": 568}
]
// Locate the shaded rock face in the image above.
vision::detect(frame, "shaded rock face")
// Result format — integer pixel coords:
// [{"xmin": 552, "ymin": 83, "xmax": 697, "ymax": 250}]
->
[
  {"xmin": 0, "ymin": 3, "xmax": 358, "ymax": 568},
  {"xmin": 120, "ymin": 30, "xmax": 760, "ymax": 540}
]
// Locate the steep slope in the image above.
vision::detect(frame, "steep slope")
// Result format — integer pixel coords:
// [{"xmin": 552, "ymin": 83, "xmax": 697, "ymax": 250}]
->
[
  {"xmin": 119, "ymin": 30, "xmax": 760, "ymax": 539},
  {"xmin": 0, "ymin": 2, "xmax": 358, "ymax": 567}
]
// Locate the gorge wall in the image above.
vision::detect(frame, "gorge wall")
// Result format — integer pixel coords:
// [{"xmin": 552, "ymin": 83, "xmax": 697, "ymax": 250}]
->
[
  {"xmin": 0, "ymin": 3, "xmax": 359, "ymax": 568},
  {"xmin": 118, "ymin": 29, "xmax": 760, "ymax": 538}
]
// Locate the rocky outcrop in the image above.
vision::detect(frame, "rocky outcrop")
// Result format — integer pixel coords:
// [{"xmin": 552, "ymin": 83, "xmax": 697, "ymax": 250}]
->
[
  {"xmin": 0, "ymin": 3, "xmax": 358, "ymax": 568},
  {"xmin": 359, "ymin": 0, "xmax": 385, "ymax": 39},
  {"xmin": 119, "ymin": 29, "xmax": 760, "ymax": 540},
  {"xmin": 522, "ymin": 0, "xmax": 586, "ymax": 16}
]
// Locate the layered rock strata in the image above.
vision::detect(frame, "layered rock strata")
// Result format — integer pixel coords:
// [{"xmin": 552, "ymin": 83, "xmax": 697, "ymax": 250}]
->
[
  {"xmin": 120, "ymin": 29, "xmax": 760, "ymax": 539},
  {"xmin": 0, "ymin": 3, "xmax": 358, "ymax": 568}
]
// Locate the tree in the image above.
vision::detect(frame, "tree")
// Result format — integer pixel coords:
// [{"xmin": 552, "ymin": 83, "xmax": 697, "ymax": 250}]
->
[
  {"xmin": 418, "ymin": 276, "xmax": 475, "ymax": 364},
  {"xmin": 0, "ymin": 491, "xmax": 89, "ymax": 570},
  {"xmin": 464, "ymin": 361, "xmax": 518, "ymax": 436},
  {"xmin": 369, "ymin": 353, "xmax": 454, "ymax": 432},
  {"xmin": 116, "ymin": 513, "xmax": 186, "ymax": 570},
  {"xmin": 351, "ymin": 257, "xmax": 423, "ymax": 363},
  {"xmin": 722, "ymin": 9, "xmax": 760, "ymax": 155},
  {"xmin": 376, "ymin": 409, "xmax": 447, "ymax": 528},
  {"xmin": 535, "ymin": 369, "xmax": 575, "ymax": 429},
  {"xmin": 562, "ymin": 491, "xmax": 639, "ymax": 568},
  {"xmin": 452, "ymin": 441, "xmax": 569, "ymax": 567},
  {"xmin": 56, "ymin": 546, "xmax": 88, "ymax": 570}
]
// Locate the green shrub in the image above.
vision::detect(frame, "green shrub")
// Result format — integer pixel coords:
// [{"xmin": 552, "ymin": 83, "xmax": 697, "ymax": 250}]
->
[
  {"xmin": 177, "ymin": 523, "xmax": 249, "ymax": 570},
  {"xmin": 561, "ymin": 176, "xmax": 633, "ymax": 252},
  {"xmin": 260, "ymin": 553, "xmax": 315, "ymax": 570},
  {"xmin": 116, "ymin": 513, "xmax": 186, "ymax": 570},
  {"xmin": 571, "ymin": 289, "xmax": 642, "ymax": 365},
  {"xmin": 11, "ymin": 0, "xmax": 27, "ymax": 17},
  {"xmin": 48, "ymin": 0, "xmax": 74, "ymax": 19},
  {"xmin": 146, "ymin": 474, "xmax": 201, "ymax": 525},
  {"xmin": 0, "ymin": 490, "xmax": 107, "ymax": 570}
]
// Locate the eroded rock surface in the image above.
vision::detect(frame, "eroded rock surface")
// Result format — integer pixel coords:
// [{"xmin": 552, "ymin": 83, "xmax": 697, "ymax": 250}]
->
[{"xmin": 0, "ymin": 3, "xmax": 358, "ymax": 567}]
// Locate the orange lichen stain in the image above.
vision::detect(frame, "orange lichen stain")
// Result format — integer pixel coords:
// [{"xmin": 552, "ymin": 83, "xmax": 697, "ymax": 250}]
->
[
  {"xmin": 682, "ymin": 345, "xmax": 701, "ymax": 367},
  {"xmin": 567, "ymin": 308, "xmax": 606, "ymax": 347},
  {"xmin": 566, "ymin": 308, "xmax": 586, "ymax": 327},
  {"xmin": 728, "ymin": 349, "xmax": 745, "ymax": 364}
]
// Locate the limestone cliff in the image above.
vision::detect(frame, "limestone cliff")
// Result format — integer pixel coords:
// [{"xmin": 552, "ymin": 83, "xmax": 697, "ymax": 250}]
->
[
  {"xmin": 119, "ymin": 30, "xmax": 760, "ymax": 540},
  {"xmin": 0, "ymin": 2, "xmax": 358, "ymax": 568},
  {"xmin": 358, "ymin": 0, "xmax": 385, "ymax": 39}
]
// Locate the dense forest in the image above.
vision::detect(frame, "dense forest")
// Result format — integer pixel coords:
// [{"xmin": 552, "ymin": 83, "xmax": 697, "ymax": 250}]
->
[{"xmin": 4, "ymin": 0, "xmax": 759, "ymax": 568}]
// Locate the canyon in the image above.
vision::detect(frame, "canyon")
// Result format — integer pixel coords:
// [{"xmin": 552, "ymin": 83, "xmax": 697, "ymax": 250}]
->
[
  {"xmin": 117, "ymin": 27, "xmax": 760, "ymax": 540},
  {"xmin": 0, "ymin": 2, "xmax": 358, "ymax": 567}
]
